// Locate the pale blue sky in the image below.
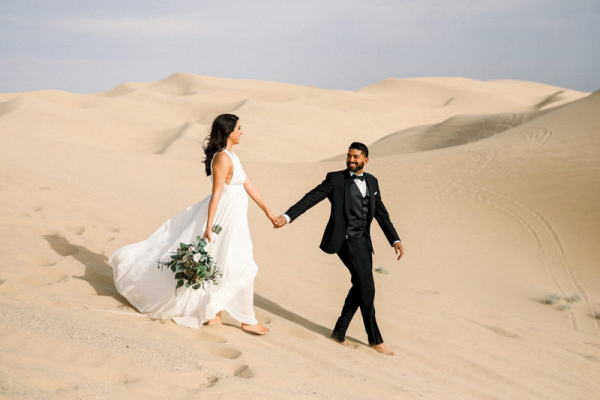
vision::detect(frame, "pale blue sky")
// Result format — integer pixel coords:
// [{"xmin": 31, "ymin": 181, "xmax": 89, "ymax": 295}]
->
[{"xmin": 1, "ymin": 0, "xmax": 598, "ymax": 94}]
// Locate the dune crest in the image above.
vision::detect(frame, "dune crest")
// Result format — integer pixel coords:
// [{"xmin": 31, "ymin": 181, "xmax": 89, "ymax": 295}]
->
[{"xmin": 368, "ymin": 108, "xmax": 550, "ymax": 156}]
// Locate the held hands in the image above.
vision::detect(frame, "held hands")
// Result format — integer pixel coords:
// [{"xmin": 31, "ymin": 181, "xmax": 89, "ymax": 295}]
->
[
  {"xmin": 394, "ymin": 241, "xmax": 404, "ymax": 261},
  {"xmin": 273, "ymin": 215, "xmax": 287, "ymax": 229}
]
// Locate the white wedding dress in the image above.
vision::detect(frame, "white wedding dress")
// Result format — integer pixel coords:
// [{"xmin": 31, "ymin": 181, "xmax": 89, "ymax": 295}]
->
[{"xmin": 109, "ymin": 149, "xmax": 259, "ymax": 328}]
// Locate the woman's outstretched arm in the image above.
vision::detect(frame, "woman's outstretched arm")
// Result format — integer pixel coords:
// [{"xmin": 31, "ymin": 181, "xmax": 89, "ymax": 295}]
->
[{"xmin": 244, "ymin": 177, "xmax": 277, "ymax": 226}]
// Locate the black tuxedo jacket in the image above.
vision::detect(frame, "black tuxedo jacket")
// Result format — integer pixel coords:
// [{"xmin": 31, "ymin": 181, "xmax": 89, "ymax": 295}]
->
[{"xmin": 285, "ymin": 169, "xmax": 400, "ymax": 254}]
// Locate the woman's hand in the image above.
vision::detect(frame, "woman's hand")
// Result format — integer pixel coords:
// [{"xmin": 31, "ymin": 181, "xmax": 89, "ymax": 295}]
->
[
  {"xmin": 202, "ymin": 228, "xmax": 213, "ymax": 243},
  {"xmin": 266, "ymin": 210, "xmax": 278, "ymax": 227}
]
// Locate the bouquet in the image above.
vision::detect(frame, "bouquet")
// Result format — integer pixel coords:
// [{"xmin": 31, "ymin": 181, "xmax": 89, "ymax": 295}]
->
[{"xmin": 158, "ymin": 224, "xmax": 223, "ymax": 293}]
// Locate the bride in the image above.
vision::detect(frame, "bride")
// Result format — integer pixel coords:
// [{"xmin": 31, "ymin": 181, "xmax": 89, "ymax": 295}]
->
[{"xmin": 109, "ymin": 114, "xmax": 275, "ymax": 335}]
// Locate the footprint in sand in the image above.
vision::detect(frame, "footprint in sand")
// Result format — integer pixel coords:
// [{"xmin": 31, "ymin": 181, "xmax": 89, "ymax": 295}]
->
[
  {"xmin": 122, "ymin": 369, "xmax": 220, "ymax": 394},
  {"xmin": 16, "ymin": 254, "xmax": 57, "ymax": 267},
  {"xmin": 81, "ymin": 226, "xmax": 118, "ymax": 242},
  {"xmin": 27, "ymin": 268, "xmax": 70, "ymax": 285},
  {"xmin": 233, "ymin": 364, "xmax": 253, "ymax": 379},
  {"xmin": 208, "ymin": 361, "xmax": 254, "ymax": 379},
  {"xmin": 65, "ymin": 226, "xmax": 86, "ymax": 235},
  {"xmin": 196, "ymin": 343, "xmax": 242, "ymax": 360},
  {"xmin": 197, "ymin": 331, "xmax": 227, "ymax": 344},
  {"xmin": 199, "ymin": 376, "xmax": 219, "ymax": 389},
  {"xmin": 47, "ymin": 271, "xmax": 70, "ymax": 284},
  {"xmin": 7, "ymin": 265, "xmax": 71, "ymax": 286}
]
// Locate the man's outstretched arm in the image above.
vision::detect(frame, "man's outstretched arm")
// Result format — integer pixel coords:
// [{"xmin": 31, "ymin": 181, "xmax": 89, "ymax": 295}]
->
[{"xmin": 275, "ymin": 173, "xmax": 333, "ymax": 228}]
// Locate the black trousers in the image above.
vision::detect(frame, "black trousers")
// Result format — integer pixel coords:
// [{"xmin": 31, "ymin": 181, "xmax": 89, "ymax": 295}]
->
[{"xmin": 331, "ymin": 235, "xmax": 383, "ymax": 345}]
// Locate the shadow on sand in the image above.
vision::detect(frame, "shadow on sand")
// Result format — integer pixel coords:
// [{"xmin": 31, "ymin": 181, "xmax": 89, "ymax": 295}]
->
[
  {"xmin": 42, "ymin": 234, "xmax": 366, "ymax": 344},
  {"xmin": 254, "ymin": 293, "xmax": 367, "ymax": 346},
  {"xmin": 42, "ymin": 234, "xmax": 131, "ymax": 307}
]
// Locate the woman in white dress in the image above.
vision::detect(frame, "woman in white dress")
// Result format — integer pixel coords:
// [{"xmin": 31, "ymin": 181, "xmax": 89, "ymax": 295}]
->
[{"xmin": 109, "ymin": 114, "xmax": 275, "ymax": 335}]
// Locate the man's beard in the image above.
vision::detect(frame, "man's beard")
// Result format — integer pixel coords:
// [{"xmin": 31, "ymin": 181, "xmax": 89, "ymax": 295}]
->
[{"xmin": 347, "ymin": 161, "xmax": 364, "ymax": 172}]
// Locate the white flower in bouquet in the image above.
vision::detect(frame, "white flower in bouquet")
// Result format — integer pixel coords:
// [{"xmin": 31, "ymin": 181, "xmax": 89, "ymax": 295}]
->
[{"xmin": 157, "ymin": 224, "xmax": 223, "ymax": 294}]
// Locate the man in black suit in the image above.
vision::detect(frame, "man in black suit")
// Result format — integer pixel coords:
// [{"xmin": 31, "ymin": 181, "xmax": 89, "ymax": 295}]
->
[{"xmin": 275, "ymin": 142, "xmax": 403, "ymax": 356}]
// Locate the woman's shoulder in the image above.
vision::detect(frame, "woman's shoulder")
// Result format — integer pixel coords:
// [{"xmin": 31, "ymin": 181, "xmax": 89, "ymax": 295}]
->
[{"xmin": 212, "ymin": 150, "xmax": 233, "ymax": 167}]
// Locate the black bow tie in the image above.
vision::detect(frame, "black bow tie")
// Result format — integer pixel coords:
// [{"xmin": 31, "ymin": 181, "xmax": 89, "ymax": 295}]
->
[{"xmin": 352, "ymin": 175, "xmax": 365, "ymax": 181}]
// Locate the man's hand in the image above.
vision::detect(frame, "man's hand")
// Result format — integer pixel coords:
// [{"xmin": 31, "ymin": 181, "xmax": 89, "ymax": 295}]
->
[
  {"xmin": 394, "ymin": 242, "xmax": 404, "ymax": 261},
  {"xmin": 274, "ymin": 215, "xmax": 288, "ymax": 228}
]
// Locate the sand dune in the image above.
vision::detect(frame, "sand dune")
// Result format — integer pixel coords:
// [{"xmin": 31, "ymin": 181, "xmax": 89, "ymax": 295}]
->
[
  {"xmin": 1, "ymin": 73, "xmax": 598, "ymax": 399},
  {"xmin": 359, "ymin": 77, "xmax": 581, "ymax": 111}
]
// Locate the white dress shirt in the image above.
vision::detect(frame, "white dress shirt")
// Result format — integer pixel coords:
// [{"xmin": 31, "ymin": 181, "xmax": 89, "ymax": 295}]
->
[{"xmin": 349, "ymin": 172, "xmax": 367, "ymax": 197}]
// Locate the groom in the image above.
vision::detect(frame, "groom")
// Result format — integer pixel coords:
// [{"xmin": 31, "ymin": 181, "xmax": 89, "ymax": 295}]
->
[{"xmin": 275, "ymin": 142, "xmax": 403, "ymax": 356}]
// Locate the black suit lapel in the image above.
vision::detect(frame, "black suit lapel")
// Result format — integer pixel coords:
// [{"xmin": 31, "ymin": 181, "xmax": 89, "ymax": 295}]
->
[
  {"xmin": 344, "ymin": 170, "xmax": 351, "ymax": 221},
  {"xmin": 366, "ymin": 175, "xmax": 376, "ymax": 221}
]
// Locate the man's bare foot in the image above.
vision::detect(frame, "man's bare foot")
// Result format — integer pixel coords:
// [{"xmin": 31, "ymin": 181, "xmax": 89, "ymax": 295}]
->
[
  {"xmin": 241, "ymin": 323, "xmax": 270, "ymax": 335},
  {"xmin": 331, "ymin": 337, "xmax": 357, "ymax": 349},
  {"xmin": 206, "ymin": 312, "xmax": 223, "ymax": 325},
  {"xmin": 339, "ymin": 340, "xmax": 357, "ymax": 349},
  {"xmin": 370, "ymin": 343, "xmax": 395, "ymax": 356}
]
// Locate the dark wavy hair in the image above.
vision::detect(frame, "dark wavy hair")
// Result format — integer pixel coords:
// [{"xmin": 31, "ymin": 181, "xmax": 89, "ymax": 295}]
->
[{"xmin": 203, "ymin": 114, "xmax": 239, "ymax": 176}]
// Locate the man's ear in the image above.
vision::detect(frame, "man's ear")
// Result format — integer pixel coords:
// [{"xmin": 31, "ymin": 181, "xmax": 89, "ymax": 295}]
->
[{"xmin": 364, "ymin": 157, "xmax": 369, "ymax": 166}]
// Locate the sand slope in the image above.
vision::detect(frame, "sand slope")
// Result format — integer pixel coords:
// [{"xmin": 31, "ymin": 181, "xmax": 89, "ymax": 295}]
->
[{"xmin": 1, "ymin": 74, "xmax": 598, "ymax": 399}]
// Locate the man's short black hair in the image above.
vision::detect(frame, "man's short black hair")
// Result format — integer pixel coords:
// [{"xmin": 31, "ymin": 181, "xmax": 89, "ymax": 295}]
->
[{"xmin": 349, "ymin": 142, "xmax": 369, "ymax": 158}]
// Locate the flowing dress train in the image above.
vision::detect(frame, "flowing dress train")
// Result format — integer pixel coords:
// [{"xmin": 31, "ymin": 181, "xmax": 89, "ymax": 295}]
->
[{"xmin": 109, "ymin": 149, "xmax": 258, "ymax": 328}]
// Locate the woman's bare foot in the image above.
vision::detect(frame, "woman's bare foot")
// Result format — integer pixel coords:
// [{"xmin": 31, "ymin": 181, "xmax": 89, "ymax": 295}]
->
[
  {"xmin": 206, "ymin": 312, "xmax": 223, "ymax": 325},
  {"xmin": 241, "ymin": 323, "xmax": 270, "ymax": 335},
  {"xmin": 370, "ymin": 343, "xmax": 395, "ymax": 356}
]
